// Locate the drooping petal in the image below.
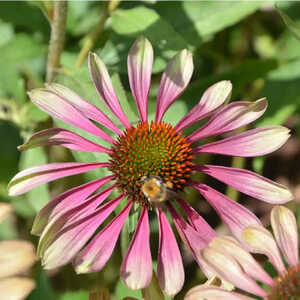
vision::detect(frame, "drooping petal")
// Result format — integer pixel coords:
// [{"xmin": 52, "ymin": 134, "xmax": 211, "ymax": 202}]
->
[
  {"xmin": 41, "ymin": 195, "xmax": 123, "ymax": 269},
  {"xmin": 193, "ymin": 183, "xmax": 262, "ymax": 242},
  {"xmin": 0, "ymin": 277, "xmax": 35, "ymax": 300},
  {"xmin": 202, "ymin": 247, "xmax": 267, "ymax": 298},
  {"xmin": 209, "ymin": 236, "xmax": 274, "ymax": 287},
  {"xmin": 121, "ymin": 207, "xmax": 152, "ymax": 290},
  {"xmin": 18, "ymin": 128, "xmax": 111, "ymax": 153},
  {"xmin": 196, "ymin": 165, "xmax": 293, "ymax": 204},
  {"xmin": 194, "ymin": 126, "xmax": 290, "ymax": 156},
  {"xmin": 156, "ymin": 208, "xmax": 184, "ymax": 297},
  {"xmin": 46, "ymin": 83, "xmax": 122, "ymax": 135},
  {"xmin": 8, "ymin": 162, "xmax": 109, "ymax": 196},
  {"xmin": 188, "ymin": 98, "xmax": 267, "ymax": 142},
  {"xmin": 38, "ymin": 185, "xmax": 116, "ymax": 258},
  {"xmin": 88, "ymin": 52, "xmax": 131, "ymax": 128},
  {"xmin": 28, "ymin": 89, "xmax": 114, "ymax": 143},
  {"xmin": 176, "ymin": 80, "xmax": 232, "ymax": 132},
  {"xmin": 31, "ymin": 176, "xmax": 114, "ymax": 236},
  {"xmin": 74, "ymin": 201, "xmax": 132, "ymax": 274},
  {"xmin": 167, "ymin": 203, "xmax": 215, "ymax": 278},
  {"xmin": 155, "ymin": 50, "xmax": 193, "ymax": 123},
  {"xmin": 185, "ymin": 285, "xmax": 255, "ymax": 300},
  {"xmin": 0, "ymin": 241, "xmax": 36, "ymax": 278},
  {"xmin": 177, "ymin": 199, "xmax": 217, "ymax": 239},
  {"xmin": 242, "ymin": 225, "xmax": 286, "ymax": 274},
  {"xmin": 271, "ymin": 206, "xmax": 299, "ymax": 267},
  {"xmin": 128, "ymin": 36, "xmax": 153, "ymax": 123}
]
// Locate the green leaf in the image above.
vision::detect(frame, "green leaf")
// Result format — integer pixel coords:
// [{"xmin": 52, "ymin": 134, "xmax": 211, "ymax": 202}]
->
[
  {"xmin": 257, "ymin": 58, "xmax": 300, "ymax": 127},
  {"xmin": 154, "ymin": 1, "xmax": 264, "ymax": 47},
  {"xmin": 110, "ymin": 6, "xmax": 187, "ymax": 73},
  {"xmin": 27, "ymin": 269, "xmax": 57, "ymax": 300},
  {"xmin": 277, "ymin": 3, "xmax": 300, "ymax": 42},
  {"xmin": 19, "ymin": 147, "xmax": 50, "ymax": 212},
  {"xmin": 115, "ymin": 280, "xmax": 142, "ymax": 299}
]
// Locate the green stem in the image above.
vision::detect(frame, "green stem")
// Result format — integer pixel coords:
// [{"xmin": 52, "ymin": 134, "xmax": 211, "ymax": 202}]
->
[
  {"xmin": 46, "ymin": 1, "xmax": 68, "ymax": 83},
  {"xmin": 76, "ymin": 0, "xmax": 120, "ymax": 68}
]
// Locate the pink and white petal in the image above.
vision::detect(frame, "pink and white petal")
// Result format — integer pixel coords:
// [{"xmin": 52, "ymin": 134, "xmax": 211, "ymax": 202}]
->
[
  {"xmin": 41, "ymin": 195, "xmax": 123, "ymax": 269},
  {"xmin": 196, "ymin": 165, "xmax": 293, "ymax": 204},
  {"xmin": 242, "ymin": 225, "xmax": 286, "ymax": 274},
  {"xmin": 18, "ymin": 128, "xmax": 111, "ymax": 153},
  {"xmin": 185, "ymin": 285, "xmax": 255, "ymax": 300},
  {"xmin": 210, "ymin": 236, "xmax": 274, "ymax": 286},
  {"xmin": 28, "ymin": 89, "xmax": 114, "ymax": 143},
  {"xmin": 193, "ymin": 183, "xmax": 262, "ymax": 242},
  {"xmin": 38, "ymin": 185, "xmax": 117, "ymax": 257},
  {"xmin": 194, "ymin": 126, "xmax": 290, "ymax": 156},
  {"xmin": 155, "ymin": 50, "xmax": 193, "ymax": 123},
  {"xmin": 46, "ymin": 83, "xmax": 122, "ymax": 135},
  {"xmin": 8, "ymin": 162, "xmax": 109, "ymax": 196},
  {"xmin": 177, "ymin": 198, "xmax": 217, "ymax": 240},
  {"xmin": 31, "ymin": 176, "xmax": 114, "ymax": 236},
  {"xmin": 202, "ymin": 247, "xmax": 267, "ymax": 298},
  {"xmin": 121, "ymin": 207, "xmax": 152, "ymax": 290},
  {"xmin": 74, "ymin": 201, "xmax": 132, "ymax": 274},
  {"xmin": 188, "ymin": 98, "xmax": 267, "ymax": 142},
  {"xmin": 167, "ymin": 204, "xmax": 215, "ymax": 278},
  {"xmin": 88, "ymin": 52, "xmax": 131, "ymax": 128},
  {"xmin": 128, "ymin": 37, "xmax": 153, "ymax": 123},
  {"xmin": 157, "ymin": 208, "xmax": 184, "ymax": 297},
  {"xmin": 271, "ymin": 206, "xmax": 299, "ymax": 267},
  {"xmin": 175, "ymin": 80, "xmax": 232, "ymax": 132}
]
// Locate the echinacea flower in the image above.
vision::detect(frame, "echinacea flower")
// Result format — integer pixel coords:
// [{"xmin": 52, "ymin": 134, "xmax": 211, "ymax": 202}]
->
[
  {"xmin": 8, "ymin": 37, "xmax": 292, "ymax": 296},
  {"xmin": 185, "ymin": 205, "xmax": 300, "ymax": 300}
]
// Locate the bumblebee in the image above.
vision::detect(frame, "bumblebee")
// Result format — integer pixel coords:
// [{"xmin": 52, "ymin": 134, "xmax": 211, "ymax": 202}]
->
[{"xmin": 140, "ymin": 175, "xmax": 177, "ymax": 204}]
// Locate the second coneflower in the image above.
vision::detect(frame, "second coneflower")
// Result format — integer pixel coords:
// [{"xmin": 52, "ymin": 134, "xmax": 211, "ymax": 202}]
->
[{"xmin": 8, "ymin": 37, "xmax": 293, "ymax": 296}]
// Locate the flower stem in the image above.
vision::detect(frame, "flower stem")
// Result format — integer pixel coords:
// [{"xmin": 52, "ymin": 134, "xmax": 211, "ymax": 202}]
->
[
  {"xmin": 46, "ymin": 1, "xmax": 68, "ymax": 83},
  {"xmin": 75, "ymin": 0, "xmax": 120, "ymax": 68}
]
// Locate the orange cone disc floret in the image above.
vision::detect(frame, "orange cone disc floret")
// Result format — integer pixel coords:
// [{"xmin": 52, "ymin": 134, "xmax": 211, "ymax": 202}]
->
[
  {"xmin": 268, "ymin": 264, "xmax": 300, "ymax": 300},
  {"xmin": 109, "ymin": 121, "xmax": 194, "ymax": 205}
]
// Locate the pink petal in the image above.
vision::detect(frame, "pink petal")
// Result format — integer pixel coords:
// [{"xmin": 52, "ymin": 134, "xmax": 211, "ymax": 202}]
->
[
  {"xmin": 41, "ymin": 195, "xmax": 123, "ymax": 269},
  {"xmin": 167, "ymin": 203, "xmax": 215, "ymax": 278},
  {"xmin": 188, "ymin": 98, "xmax": 267, "ymax": 142},
  {"xmin": 46, "ymin": 83, "xmax": 122, "ymax": 135},
  {"xmin": 210, "ymin": 236, "xmax": 274, "ymax": 287},
  {"xmin": 121, "ymin": 207, "xmax": 152, "ymax": 290},
  {"xmin": 194, "ymin": 126, "xmax": 290, "ymax": 156},
  {"xmin": 128, "ymin": 37, "xmax": 153, "ymax": 123},
  {"xmin": 156, "ymin": 208, "xmax": 184, "ymax": 297},
  {"xmin": 193, "ymin": 183, "xmax": 262, "ymax": 242},
  {"xmin": 32, "ymin": 175, "xmax": 114, "ymax": 236},
  {"xmin": 176, "ymin": 80, "xmax": 232, "ymax": 132},
  {"xmin": 155, "ymin": 50, "xmax": 193, "ymax": 123},
  {"xmin": 38, "ymin": 185, "xmax": 116, "ymax": 258},
  {"xmin": 271, "ymin": 206, "xmax": 299, "ymax": 267},
  {"xmin": 196, "ymin": 165, "xmax": 293, "ymax": 204},
  {"xmin": 74, "ymin": 201, "xmax": 132, "ymax": 273},
  {"xmin": 88, "ymin": 52, "xmax": 131, "ymax": 128},
  {"xmin": 28, "ymin": 89, "xmax": 114, "ymax": 143},
  {"xmin": 242, "ymin": 225, "xmax": 286, "ymax": 274},
  {"xmin": 177, "ymin": 198, "xmax": 217, "ymax": 239},
  {"xmin": 8, "ymin": 162, "xmax": 110, "ymax": 196},
  {"xmin": 18, "ymin": 128, "xmax": 111, "ymax": 153},
  {"xmin": 185, "ymin": 285, "xmax": 255, "ymax": 300},
  {"xmin": 202, "ymin": 246, "xmax": 267, "ymax": 298}
]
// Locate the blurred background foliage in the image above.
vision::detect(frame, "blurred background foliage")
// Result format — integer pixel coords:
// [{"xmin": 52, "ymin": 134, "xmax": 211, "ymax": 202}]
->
[{"xmin": 0, "ymin": 1, "xmax": 299, "ymax": 299}]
